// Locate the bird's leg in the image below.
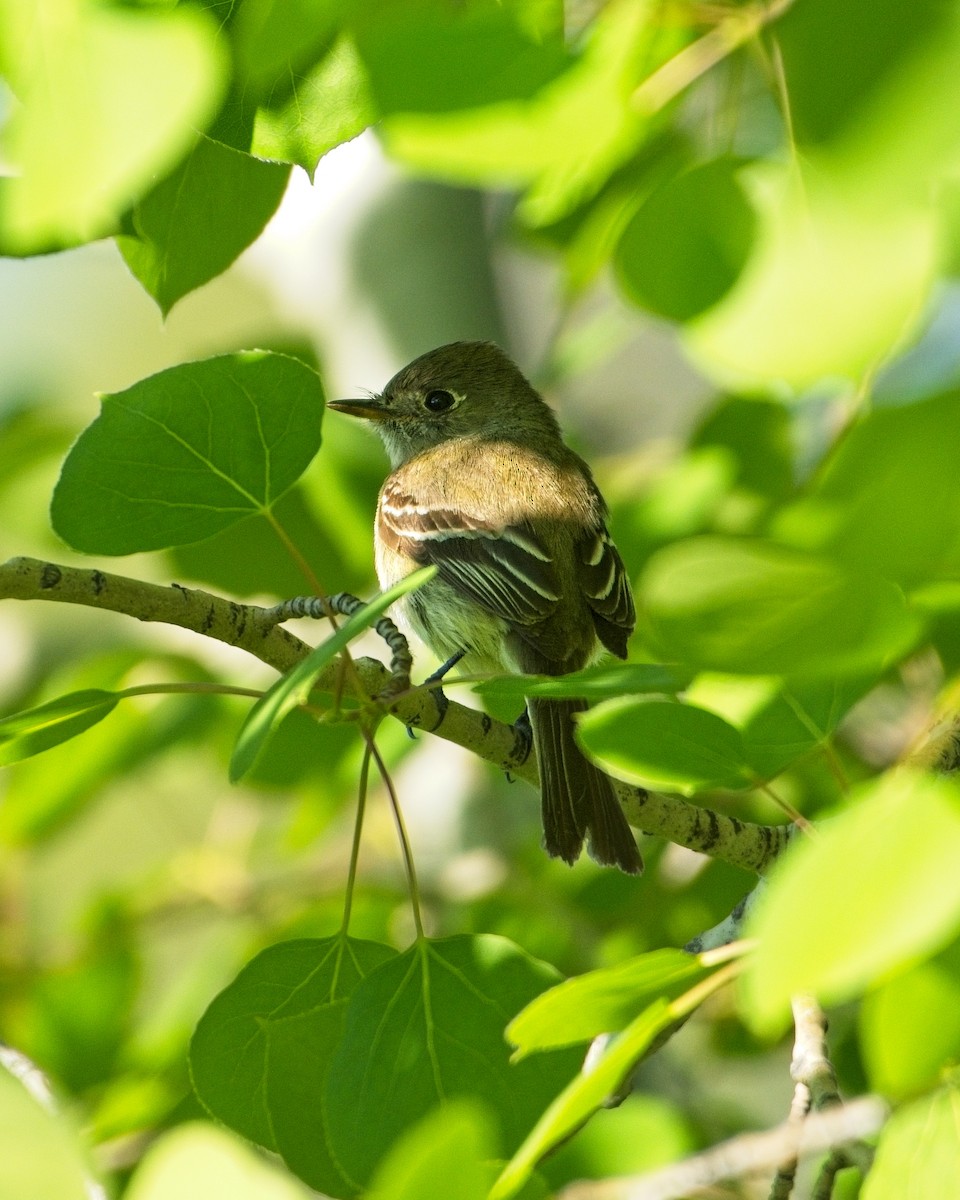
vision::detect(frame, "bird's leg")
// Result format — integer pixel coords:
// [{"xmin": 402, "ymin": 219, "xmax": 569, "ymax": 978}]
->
[
  {"xmin": 506, "ymin": 706, "xmax": 533, "ymax": 779},
  {"xmin": 408, "ymin": 648, "xmax": 467, "ymax": 736}
]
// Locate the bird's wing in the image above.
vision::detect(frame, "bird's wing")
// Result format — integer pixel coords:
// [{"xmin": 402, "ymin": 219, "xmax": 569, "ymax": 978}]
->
[
  {"xmin": 379, "ymin": 479, "xmax": 559, "ymax": 627},
  {"xmin": 577, "ymin": 524, "xmax": 636, "ymax": 658}
]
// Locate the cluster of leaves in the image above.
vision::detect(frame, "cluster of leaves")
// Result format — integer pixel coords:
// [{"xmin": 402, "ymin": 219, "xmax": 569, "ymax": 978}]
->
[{"xmin": 3, "ymin": 0, "xmax": 960, "ymax": 1197}]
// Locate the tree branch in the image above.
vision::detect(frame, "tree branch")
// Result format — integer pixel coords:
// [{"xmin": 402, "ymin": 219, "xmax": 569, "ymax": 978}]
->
[
  {"xmin": 2, "ymin": 556, "xmax": 792, "ymax": 873},
  {"xmin": 559, "ymin": 1095, "xmax": 887, "ymax": 1200}
]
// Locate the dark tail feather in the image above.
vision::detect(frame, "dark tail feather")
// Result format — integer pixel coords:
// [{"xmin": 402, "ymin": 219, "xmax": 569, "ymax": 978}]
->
[{"xmin": 528, "ymin": 697, "xmax": 643, "ymax": 875}]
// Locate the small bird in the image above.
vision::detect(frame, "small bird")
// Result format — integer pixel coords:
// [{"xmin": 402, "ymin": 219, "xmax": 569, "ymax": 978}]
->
[{"xmin": 329, "ymin": 341, "xmax": 642, "ymax": 874}]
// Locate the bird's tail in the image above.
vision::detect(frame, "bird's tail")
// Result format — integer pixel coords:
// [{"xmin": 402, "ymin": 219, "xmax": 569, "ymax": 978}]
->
[{"xmin": 527, "ymin": 696, "xmax": 642, "ymax": 875}]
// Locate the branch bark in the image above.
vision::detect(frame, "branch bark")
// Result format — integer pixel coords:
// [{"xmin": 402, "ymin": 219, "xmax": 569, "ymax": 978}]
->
[{"xmin": 2, "ymin": 555, "xmax": 793, "ymax": 874}]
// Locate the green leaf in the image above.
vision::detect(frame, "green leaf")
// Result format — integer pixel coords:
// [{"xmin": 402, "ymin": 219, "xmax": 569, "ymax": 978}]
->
[
  {"xmin": 0, "ymin": 689, "xmax": 119, "ymax": 765},
  {"xmin": 507, "ymin": 948, "xmax": 711, "ymax": 1058},
  {"xmin": 118, "ymin": 135, "xmax": 291, "ymax": 315},
  {"xmin": 491, "ymin": 992, "xmax": 701, "ymax": 1200},
  {"xmin": 538, "ymin": 1093, "xmax": 693, "ymax": 1191},
  {"xmin": 741, "ymin": 773, "xmax": 960, "ymax": 1034},
  {"xmin": 190, "ymin": 937, "xmax": 396, "ymax": 1196},
  {"xmin": 615, "ymin": 158, "xmax": 756, "ymax": 321},
  {"xmin": 365, "ymin": 1103, "xmax": 495, "ymax": 1200},
  {"xmin": 860, "ymin": 937, "xmax": 960, "ymax": 1098},
  {"xmin": 577, "ymin": 698, "xmax": 753, "ymax": 794},
  {"xmin": 473, "ymin": 662, "xmax": 693, "ymax": 704},
  {"xmin": 641, "ymin": 536, "xmax": 921, "ymax": 676},
  {"xmin": 124, "ymin": 1122, "xmax": 313, "ymax": 1200},
  {"xmin": 231, "ymin": 0, "xmax": 342, "ymax": 99},
  {"xmin": 739, "ymin": 676, "xmax": 873, "ymax": 780},
  {"xmin": 861, "ymin": 1087, "xmax": 960, "ymax": 1200},
  {"xmin": 0, "ymin": 0, "xmax": 226, "ymax": 251},
  {"xmin": 775, "ymin": 388, "xmax": 960, "ymax": 586},
  {"xmin": 324, "ymin": 935, "xmax": 582, "ymax": 1188},
  {"xmin": 0, "ymin": 1064, "xmax": 93, "ymax": 1200},
  {"xmin": 376, "ymin": 0, "xmax": 666, "ymax": 225},
  {"xmin": 252, "ymin": 35, "xmax": 377, "ymax": 174},
  {"xmin": 229, "ymin": 568, "xmax": 435, "ymax": 782},
  {"xmin": 50, "ymin": 351, "xmax": 325, "ymax": 555}
]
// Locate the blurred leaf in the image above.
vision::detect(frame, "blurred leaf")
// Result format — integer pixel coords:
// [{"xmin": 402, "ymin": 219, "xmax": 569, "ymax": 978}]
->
[
  {"xmin": 0, "ymin": 1064, "xmax": 93, "ymax": 1200},
  {"xmin": 118, "ymin": 135, "xmax": 290, "ymax": 315},
  {"xmin": 21, "ymin": 901, "xmax": 138, "ymax": 1093},
  {"xmin": 0, "ymin": 0, "xmax": 225, "ymax": 251},
  {"xmin": 690, "ymin": 395, "xmax": 795, "ymax": 503},
  {"xmin": 376, "ymin": 0, "xmax": 671, "ymax": 225},
  {"xmin": 365, "ymin": 1102, "xmax": 495, "ymax": 1200},
  {"xmin": 507, "ymin": 948, "xmax": 711, "ymax": 1058},
  {"xmin": 0, "ymin": 689, "xmax": 119, "ymax": 765},
  {"xmin": 684, "ymin": 161, "xmax": 939, "ymax": 391},
  {"xmin": 775, "ymin": 388, "xmax": 960, "ymax": 585},
  {"xmin": 640, "ymin": 536, "xmax": 921, "ymax": 676},
  {"xmin": 861, "ymin": 1087, "xmax": 960, "ymax": 1200},
  {"xmin": 578, "ymin": 698, "xmax": 753, "ymax": 794},
  {"xmin": 325, "ymin": 934, "xmax": 581, "ymax": 1188},
  {"xmin": 474, "ymin": 662, "xmax": 693, "ymax": 704},
  {"xmin": 860, "ymin": 937, "xmax": 960, "ymax": 1098},
  {"xmin": 51, "ymin": 352, "xmax": 325, "ymax": 554},
  {"xmin": 615, "ymin": 158, "xmax": 756, "ymax": 321},
  {"xmin": 741, "ymin": 773, "xmax": 960, "ymax": 1034},
  {"xmin": 537, "ymin": 1093, "xmax": 693, "ymax": 1190},
  {"xmin": 190, "ymin": 937, "xmax": 395, "ymax": 1196},
  {"xmin": 252, "ymin": 35, "xmax": 377, "ymax": 174},
  {"xmin": 0, "ymin": 654, "xmax": 217, "ymax": 844},
  {"xmin": 776, "ymin": 0, "xmax": 960, "ymax": 171},
  {"xmin": 124, "ymin": 1122, "xmax": 313, "ymax": 1200},
  {"xmin": 229, "ymin": 567, "xmax": 434, "ymax": 782}
]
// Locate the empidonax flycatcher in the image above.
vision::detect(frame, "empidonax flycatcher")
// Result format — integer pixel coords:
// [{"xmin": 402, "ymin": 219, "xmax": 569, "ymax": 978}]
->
[{"xmin": 329, "ymin": 341, "xmax": 642, "ymax": 874}]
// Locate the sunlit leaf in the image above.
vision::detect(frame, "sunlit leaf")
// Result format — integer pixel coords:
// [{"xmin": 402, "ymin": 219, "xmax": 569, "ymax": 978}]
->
[
  {"xmin": 0, "ymin": 1063, "xmax": 93, "ymax": 1200},
  {"xmin": 741, "ymin": 773, "xmax": 960, "ymax": 1034},
  {"xmin": 860, "ymin": 938, "xmax": 960, "ymax": 1098},
  {"xmin": 118, "ymin": 136, "xmax": 290, "ymax": 315},
  {"xmin": 0, "ymin": 0, "xmax": 225, "ymax": 251},
  {"xmin": 507, "ymin": 948, "xmax": 710, "ymax": 1057},
  {"xmin": 376, "ymin": 0, "xmax": 670, "ymax": 225},
  {"xmin": 0, "ymin": 690, "xmax": 119, "ymax": 765},
  {"xmin": 365, "ymin": 1103, "xmax": 495, "ymax": 1200},
  {"xmin": 124, "ymin": 1122, "xmax": 312, "ymax": 1200},
  {"xmin": 861, "ymin": 1087, "xmax": 960, "ymax": 1200},
  {"xmin": 684, "ymin": 161, "xmax": 939, "ymax": 390},
  {"xmin": 492, "ymin": 962, "xmax": 733, "ymax": 1200},
  {"xmin": 252, "ymin": 36, "xmax": 377, "ymax": 174}
]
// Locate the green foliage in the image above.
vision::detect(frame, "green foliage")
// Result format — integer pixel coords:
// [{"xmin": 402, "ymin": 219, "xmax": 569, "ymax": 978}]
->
[
  {"xmin": 229, "ymin": 567, "xmax": 434, "ymax": 781},
  {"xmin": 741, "ymin": 774, "xmax": 960, "ymax": 1034},
  {"xmin": 4, "ymin": 0, "xmax": 960, "ymax": 1196},
  {"xmin": 0, "ymin": 1065, "xmax": 93, "ymax": 1200},
  {"xmin": 51, "ymin": 352, "xmax": 325, "ymax": 554}
]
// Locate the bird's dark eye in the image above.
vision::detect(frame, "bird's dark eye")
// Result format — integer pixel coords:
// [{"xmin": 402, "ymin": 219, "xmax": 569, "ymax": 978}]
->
[{"xmin": 423, "ymin": 388, "xmax": 456, "ymax": 413}]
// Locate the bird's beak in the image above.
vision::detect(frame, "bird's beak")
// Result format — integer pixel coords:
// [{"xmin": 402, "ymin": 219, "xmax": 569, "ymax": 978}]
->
[{"xmin": 327, "ymin": 396, "xmax": 390, "ymax": 422}]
